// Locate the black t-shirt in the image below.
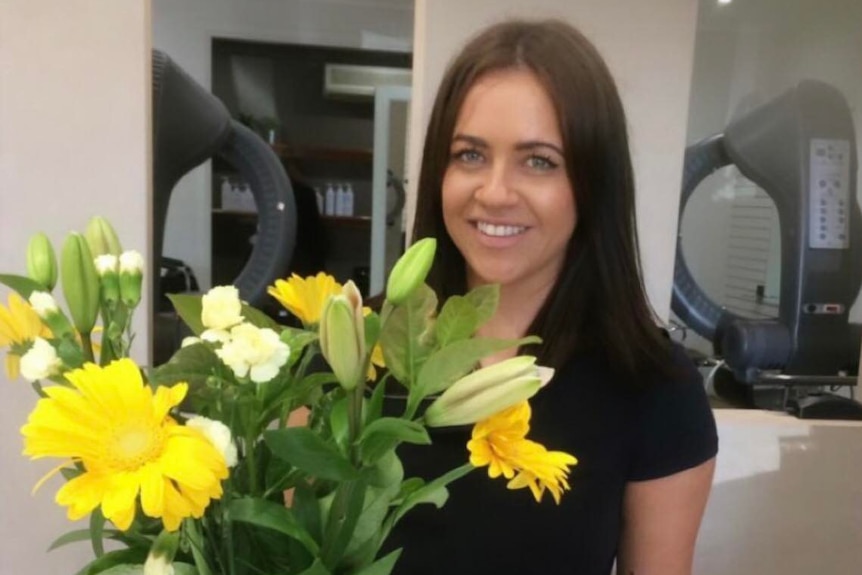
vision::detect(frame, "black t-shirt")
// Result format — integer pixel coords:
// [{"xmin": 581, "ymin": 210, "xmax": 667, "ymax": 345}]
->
[{"xmin": 386, "ymin": 343, "xmax": 718, "ymax": 575}]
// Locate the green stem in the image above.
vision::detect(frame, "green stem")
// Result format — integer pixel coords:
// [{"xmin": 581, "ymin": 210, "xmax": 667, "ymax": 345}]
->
[
  {"xmin": 347, "ymin": 383, "xmax": 364, "ymax": 466},
  {"xmin": 80, "ymin": 333, "xmax": 95, "ymax": 363},
  {"xmin": 223, "ymin": 498, "xmax": 237, "ymax": 575}
]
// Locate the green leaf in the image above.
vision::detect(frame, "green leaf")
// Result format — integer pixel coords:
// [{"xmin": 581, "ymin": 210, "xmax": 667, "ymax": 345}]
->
[
  {"xmin": 0, "ymin": 273, "xmax": 45, "ymax": 299},
  {"xmin": 73, "ymin": 548, "xmax": 148, "ymax": 575},
  {"xmin": 47, "ymin": 528, "xmax": 119, "ymax": 552},
  {"xmin": 241, "ymin": 302, "xmax": 280, "ymax": 330},
  {"xmin": 358, "ymin": 418, "xmax": 430, "ymax": 465},
  {"xmin": 464, "ymin": 283, "xmax": 499, "ymax": 328},
  {"xmin": 363, "ymin": 449, "xmax": 404, "ymax": 489},
  {"xmin": 330, "ymin": 395, "xmax": 351, "ymax": 450},
  {"xmin": 264, "ymin": 427, "xmax": 358, "ymax": 481},
  {"xmin": 229, "ymin": 497, "xmax": 320, "ymax": 555},
  {"xmin": 281, "ymin": 328, "xmax": 319, "ymax": 365},
  {"xmin": 292, "ymin": 482, "xmax": 323, "ymax": 543},
  {"xmin": 392, "ymin": 477, "xmax": 425, "ymax": 504},
  {"xmin": 90, "ymin": 508, "xmax": 106, "ymax": 557},
  {"xmin": 297, "ymin": 559, "xmax": 332, "ymax": 575},
  {"xmin": 148, "ymin": 343, "xmax": 224, "ymax": 388},
  {"xmin": 364, "ymin": 312, "xmax": 381, "ymax": 349},
  {"xmin": 343, "ymin": 483, "xmax": 400, "ymax": 562},
  {"xmin": 352, "ymin": 548, "xmax": 403, "ymax": 575},
  {"xmin": 166, "ymin": 293, "xmax": 205, "ymax": 335},
  {"xmin": 416, "ymin": 335, "xmax": 541, "ymax": 397},
  {"xmin": 364, "ymin": 380, "xmax": 387, "ymax": 427},
  {"xmin": 91, "ymin": 566, "xmax": 142, "ymax": 575},
  {"xmin": 388, "ymin": 464, "xmax": 474, "ymax": 528},
  {"xmin": 435, "ymin": 295, "xmax": 480, "ymax": 346},
  {"xmin": 322, "ymin": 479, "xmax": 367, "ymax": 570},
  {"xmin": 379, "ymin": 284, "xmax": 437, "ymax": 385}
]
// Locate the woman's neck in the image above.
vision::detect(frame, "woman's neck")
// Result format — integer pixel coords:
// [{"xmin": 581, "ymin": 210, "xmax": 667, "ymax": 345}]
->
[{"xmin": 468, "ymin": 272, "xmax": 553, "ymax": 365}]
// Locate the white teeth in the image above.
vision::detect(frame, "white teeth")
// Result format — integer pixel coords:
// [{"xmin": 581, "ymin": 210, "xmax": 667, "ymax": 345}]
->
[{"xmin": 476, "ymin": 222, "xmax": 526, "ymax": 237}]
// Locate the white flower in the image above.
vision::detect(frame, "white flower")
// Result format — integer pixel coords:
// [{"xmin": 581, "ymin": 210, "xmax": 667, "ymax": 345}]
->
[
  {"xmin": 118, "ymin": 250, "xmax": 144, "ymax": 274},
  {"xmin": 20, "ymin": 337, "xmax": 62, "ymax": 381},
  {"xmin": 215, "ymin": 323, "xmax": 290, "ymax": 383},
  {"xmin": 201, "ymin": 329, "xmax": 231, "ymax": 344},
  {"xmin": 180, "ymin": 336, "xmax": 201, "ymax": 348},
  {"xmin": 93, "ymin": 254, "xmax": 119, "ymax": 277},
  {"xmin": 144, "ymin": 553, "xmax": 175, "ymax": 575},
  {"xmin": 186, "ymin": 416, "xmax": 238, "ymax": 467},
  {"xmin": 201, "ymin": 286, "xmax": 244, "ymax": 331},
  {"xmin": 28, "ymin": 291, "xmax": 58, "ymax": 318}
]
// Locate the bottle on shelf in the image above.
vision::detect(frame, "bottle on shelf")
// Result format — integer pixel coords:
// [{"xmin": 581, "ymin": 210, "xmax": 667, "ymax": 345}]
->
[
  {"xmin": 335, "ymin": 183, "xmax": 346, "ymax": 216},
  {"xmin": 324, "ymin": 183, "xmax": 336, "ymax": 216},
  {"xmin": 344, "ymin": 183, "xmax": 355, "ymax": 217}
]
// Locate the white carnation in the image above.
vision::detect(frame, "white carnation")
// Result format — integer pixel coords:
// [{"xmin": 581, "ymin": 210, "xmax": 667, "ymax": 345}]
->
[
  {"xmin": 186, "ymin": 416, "xmax": 238, "ymax": 467},
  {"xmin": 215, "ymin": 323, "xmax": 290, "ymax": 384},
  {"xmin": 94, "ymin": 254, "xmax": 119, "ymax": 276},
  {"xmin": 201, "ymin": 329, "xmax": 231, "ymax": 344},
  {"xmin": 20, "ymin": 337, "xmax": 62, "ymax": 381},
  {"xmin": 119, "ymin": 250, "xmax": 144, "ymax": 274},
  {"xmin": 201, "ymin": 286, "xmax": 244, "ymax": 330},
  {"xmin": 28, "ymin": 291, "xmax": 58, "ymax": 318}
]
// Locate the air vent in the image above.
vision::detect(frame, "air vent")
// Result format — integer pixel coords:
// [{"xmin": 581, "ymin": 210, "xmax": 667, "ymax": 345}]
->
[{"xmin": 324, "ymin": 64, "xmax": 411, "ymax": 99}]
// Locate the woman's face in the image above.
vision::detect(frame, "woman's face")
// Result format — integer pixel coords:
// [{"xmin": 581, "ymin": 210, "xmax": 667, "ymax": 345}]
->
[{"xmin": 442, "ymin": 69, "xmax": 577, "ymax": 294}]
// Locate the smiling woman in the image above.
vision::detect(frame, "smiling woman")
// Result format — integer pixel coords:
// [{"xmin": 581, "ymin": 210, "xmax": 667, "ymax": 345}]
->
[{"xmin": 395, "ymin": 19, "xmax": 718, "ymax": 575}]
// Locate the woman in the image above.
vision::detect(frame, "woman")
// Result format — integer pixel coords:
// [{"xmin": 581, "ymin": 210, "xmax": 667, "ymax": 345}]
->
[{"xmin": 388, "ymin": 19, "xmax": 717, "ymax": 575}]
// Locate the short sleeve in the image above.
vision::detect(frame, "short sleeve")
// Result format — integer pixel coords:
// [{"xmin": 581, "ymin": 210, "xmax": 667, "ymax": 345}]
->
[{"xmin": 627, "ymin": 343, "xmax": 718, "ymax": 481}]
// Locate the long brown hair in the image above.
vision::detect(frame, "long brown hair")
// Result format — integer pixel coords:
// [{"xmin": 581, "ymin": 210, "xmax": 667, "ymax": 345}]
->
[{"xmin": 412, "ymin": 19, "xmax": 671, "ymax": 380}]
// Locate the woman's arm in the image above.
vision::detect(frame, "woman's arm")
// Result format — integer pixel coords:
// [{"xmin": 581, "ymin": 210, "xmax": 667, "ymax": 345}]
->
[{"xmin": 616, "ymin": 457, "xmax": 716, "ymax": 575}]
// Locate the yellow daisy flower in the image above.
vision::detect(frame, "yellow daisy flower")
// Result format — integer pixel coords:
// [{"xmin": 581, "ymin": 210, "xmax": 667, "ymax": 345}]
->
[
  {"xmin": 21, "ymin": 358, "xmax": 229, "ymax": 531},
  {"xmin": 268, "ymin": 272, "xmax": 342, "ymax": 326},
  {"xmin": 467, "ymin": 401, "xmax": 578, "ymax": 504},
  {"xmin": 0, "ymin": 292, "xmax": 51, "ymax": 380}
]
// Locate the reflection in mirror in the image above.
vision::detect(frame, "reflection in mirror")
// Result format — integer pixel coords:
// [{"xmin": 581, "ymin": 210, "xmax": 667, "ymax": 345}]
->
[{"xmin": 680, "ymin": 166, "xmax": 781, "ymax": 320}]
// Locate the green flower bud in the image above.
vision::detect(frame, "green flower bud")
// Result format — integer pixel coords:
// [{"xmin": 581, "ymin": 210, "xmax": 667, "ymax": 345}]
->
[
  {"xmin": 94, "ymin": 254, "xmax": 120, "ymax": 306},
  {"xmin": 84, "ymin": 215, "xmax": 122, "ymax": 257},
  {"xmin": 26, "ymin": 232, "xmax": 58, "ymax": 291},
  {"xmin": 424, "ymin": 356, "xmax": 545, "ymax": 427},
  {"xmin": 60, "ymin": 232, "xmax": 100, "ymax": 335},
  {"xmin": 319, "ymin": 281, "xmax": 365, "ymax": 390},
  {"xmin": 386, "ymin": 238, "xmax": 436, "ymax": 305},
  {"xmin": 118, "ymin": 250, "xmax": 144, "ymax": 308}
]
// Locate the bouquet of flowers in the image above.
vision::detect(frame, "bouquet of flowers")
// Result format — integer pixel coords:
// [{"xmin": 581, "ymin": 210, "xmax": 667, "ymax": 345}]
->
[{"xmin": 1, "ymin": 216, "xmax": 577, "ymax": 575}]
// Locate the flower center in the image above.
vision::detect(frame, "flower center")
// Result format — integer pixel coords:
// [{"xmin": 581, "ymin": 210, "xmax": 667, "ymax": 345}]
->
[{"xmin": 107, "ymin": 421, "xmax": 165, "ymax": 470}]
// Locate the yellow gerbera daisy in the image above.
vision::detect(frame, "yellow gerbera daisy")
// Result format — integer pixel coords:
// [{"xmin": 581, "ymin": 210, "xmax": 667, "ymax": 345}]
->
[
  {"xmin": 268, "ymin": 272, "xmax": 342, "ymax": 326},
  {"xmin": 21, "ymin": 358, "xmax": 229, "ymax": 531},
  {"xmin": 0, "ymin": 292, "xmax": 51, "ymax": 380},
  {"xmin": 467, "ymin": 401, "xmax": 578, "ymax": 504}
]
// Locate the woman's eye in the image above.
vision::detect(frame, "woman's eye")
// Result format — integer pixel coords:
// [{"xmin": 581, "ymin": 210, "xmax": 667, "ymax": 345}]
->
[
  {"xmin": 452, "ymin": 149, "xmax": 484, "ymax": 164},
  {"xmin": 526, "ymin": 155, "xmax": 558, "ymax": 171}
]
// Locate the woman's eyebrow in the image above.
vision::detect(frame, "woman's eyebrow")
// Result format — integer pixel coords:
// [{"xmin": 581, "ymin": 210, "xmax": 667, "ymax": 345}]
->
[
  {"xmin": 451, "ymin": 134, "xmax": 487, "ymax": 148},
  {"xmin": 514, "ymin": 140, "xmax": 564, "ymax": 156}
]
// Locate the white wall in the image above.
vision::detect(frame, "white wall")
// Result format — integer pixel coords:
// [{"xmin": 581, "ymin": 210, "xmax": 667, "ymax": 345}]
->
[
  {"xmin": 406, "ymin": 0, "xmax": 699, "ymax": 321},
  {"xmin": 152, "ymin": 0, "xmax": 414, "ymax": 290},
  {"xmin": 0, "ymin": 1, "xmax": 151, "ymax": 573}
]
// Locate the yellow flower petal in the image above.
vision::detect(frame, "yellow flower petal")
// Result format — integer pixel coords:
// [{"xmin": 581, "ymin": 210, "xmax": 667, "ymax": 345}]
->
[
  {"xmin": 267, "ymin": 272, "xmax": 342, "ymax": 326},
  {"xmin": 22, "ymin": 358, "xmax": 228, "ymax": 531},
  {"xmin": 467, "ymin": 400, "xmax": 577, "ymax": 504}
]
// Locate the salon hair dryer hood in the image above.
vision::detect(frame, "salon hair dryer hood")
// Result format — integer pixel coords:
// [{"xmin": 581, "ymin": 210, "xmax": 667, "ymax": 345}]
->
[
  {"xmin": 151, "ymin": 49, "xmax": 296, "ymax": 307},
  {"xmin": 672, "ymin": 80, "xmax": 862, "ymax": 380}
]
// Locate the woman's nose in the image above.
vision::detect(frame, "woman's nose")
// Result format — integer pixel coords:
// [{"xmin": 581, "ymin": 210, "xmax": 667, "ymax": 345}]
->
[{"xmin": 473, "ymin": 161, "xmax": 518, "ymax": 207}]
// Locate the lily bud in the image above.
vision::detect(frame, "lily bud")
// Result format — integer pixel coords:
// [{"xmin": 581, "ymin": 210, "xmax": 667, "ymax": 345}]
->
[
  {"xmin": 424, "ymin": 356, "xmax": 546, "ymax": 427},
  {"xmin": 60, "ymin": 233, "xmax": 100, "ymax": 335},
  {"xmin": 84, "ymin": 215, "xmax": 123, "ymax": 257},
  {"xmin": 319, "ymin": 281, "xmax": 365, "ymax": 390},
  {"xmin": 386, "ymin": 238, "xmax": 436, "ymax": 305},
  {"xmin": 94, "ymin": 254, "xmax": 120, "ymax": 306},
  {"xmin": 118, "ymin": 250, "xmax": 144, "ymax": 308},
  {"xmin": 26, "ymin": 232, "xmax": 58, "ymax": 291}
]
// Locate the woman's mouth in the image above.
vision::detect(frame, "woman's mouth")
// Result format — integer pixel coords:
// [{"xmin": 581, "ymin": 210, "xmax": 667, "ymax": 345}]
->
[{"xmin": 475, "ymin": 221, "xmax": 527, "ymax": 237}]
